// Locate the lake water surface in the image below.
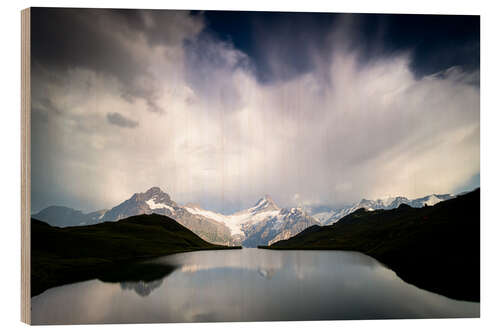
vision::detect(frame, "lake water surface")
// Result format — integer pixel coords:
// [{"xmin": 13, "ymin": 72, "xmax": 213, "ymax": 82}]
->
[{"xmin": 31, "ymin": 249, "xmax": 479, "ymax": 324}]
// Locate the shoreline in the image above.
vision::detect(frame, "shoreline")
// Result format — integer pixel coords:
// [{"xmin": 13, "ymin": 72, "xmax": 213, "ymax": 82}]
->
[
  {"xmin": 258, "ymin": 246, "xmax": 479, "ymax": 303},
  {"xmin": 31, "ymin": 214, "xmax": 242, "ymax": 297},
  {"xmin": 32, "ymin": 246, "xmax": 242, "ymax": 297}
]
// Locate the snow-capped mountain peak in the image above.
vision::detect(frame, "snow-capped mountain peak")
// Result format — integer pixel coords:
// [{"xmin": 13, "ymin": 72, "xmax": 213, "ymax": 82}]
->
[
  {"xmin": 249, "ymin": 195, "xmax": 279, "ymax": 214},
  {"xmin": 143, "ymin": 186, "xmax": 173, "ymax": 204},
  {"xmin": 182, "ymin": 195, "xmax": 319, "ymax": 246},
  {"xmin": 99, "ymin": 186, "xmax": 180, "ymax": 222},
  {"xmin": 313, "ymin": 192, "xmax": 456, "ymax": 225},
  {"xmin": 357, "ymin": 196, "xmax": 410, "ymax": 210},
  {"xmin": 184, "ymin": 195, "xmax": 281, "ymax": 237},
  {"xmin": 420, "ymin": 194, "xmax": 442, "ymax": 206},
  {"xmin": 145, "ymin": 186, "xmax": 164, "ymax": 196}
]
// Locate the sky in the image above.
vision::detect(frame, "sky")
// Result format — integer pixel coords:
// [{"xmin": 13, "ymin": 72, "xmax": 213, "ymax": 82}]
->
[{"xmin": 30, "ymin": 8, "xmax": 480, "ymax": 214}]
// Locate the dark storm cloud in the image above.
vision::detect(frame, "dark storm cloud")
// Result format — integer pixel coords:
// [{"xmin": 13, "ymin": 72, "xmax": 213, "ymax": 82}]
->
[
  {"xmin": 31, "ymin": 8, "xmax": 202, "ymax": 113},
  {"xmin": 202, "ymin": 11, "xmax": 480, "ymax": 83},
  {"xmin": 183, "ymin": 32, "xmax": 252, "ymax": 112},
  {"xmin": 202, "ymin": 11, "xmax": 339, "ymax": 83},
  {"xmin": 352, "ymin": 14, "xmax": 480, "ymax": 78},
  {"xmin": 107, "ymin": 112, "xmax": 139, "ymax": 128},
  {"xmin": 31, "ymin": 8, "xmax": 147, "ymax": 103}
]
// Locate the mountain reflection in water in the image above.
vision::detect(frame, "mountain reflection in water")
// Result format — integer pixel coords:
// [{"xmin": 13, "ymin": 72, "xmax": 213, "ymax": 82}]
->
[
  {"xmin": 31, "ymin": 249, "xmax": 479, "ymax": 324},
  {"xmin": 120, "ymin": 279, "xmax": 164, "ymax": 297}
]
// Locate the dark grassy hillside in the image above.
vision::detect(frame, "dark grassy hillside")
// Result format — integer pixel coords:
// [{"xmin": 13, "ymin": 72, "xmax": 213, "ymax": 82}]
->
[
  {"xmin": 261, "ymin": 189, "xmax": 480, "ymax": 302},
  {"xmin": 31, "ymin": 213, "xmax": 241, "ymax": 296}
]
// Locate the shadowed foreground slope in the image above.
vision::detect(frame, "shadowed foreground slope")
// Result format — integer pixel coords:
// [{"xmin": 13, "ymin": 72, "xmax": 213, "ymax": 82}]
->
[
  {"xmin": 31, "ymin": 214, "xmax": 240, "ymax": 296},
  {"xmin": 261, "ymin": 189, "xmax": 480, "ymax": 302}
]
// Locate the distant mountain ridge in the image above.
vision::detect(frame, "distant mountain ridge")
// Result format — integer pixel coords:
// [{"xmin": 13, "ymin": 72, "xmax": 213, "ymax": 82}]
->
[
  {"xmin": 33, "ymin": 187, "xmax": 460, "ymax": 247},
  {"xmin": 33, "ymin": 187, "xmax": 234, "ymax": 245},
  {"xmin": 185, "ymin": 195, "xmax": 318, "ymax": 247},
  {"xmin": 33, "ymin": 188, "xmax": 320, "ymax": 247},
  {"xmin": 312, "ymin": 193, "xmax": 456, "ymax": 225},
  {"xmin": 32, "ymin": 205, "xmax": 105, "ymax": 227}
]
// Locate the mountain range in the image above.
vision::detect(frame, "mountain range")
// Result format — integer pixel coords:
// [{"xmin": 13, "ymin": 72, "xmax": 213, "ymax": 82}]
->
[
  {"xmin": 33, "ymin": 187, "xmax": 234, "ymax": 245},
  {"xmin": 184, "ymin": 195, "xmax": 318, "ymax": 247},
  {"xmin": 311, "ymin": 193, "xmax": 456, "ymax": 225},
  {"xmin": 32, "ymin": 187, "xmax": 459, "ymax": 247},
  {"xmin": 263, "ymin": 189, "xmax": 480, "ymax": 302}
]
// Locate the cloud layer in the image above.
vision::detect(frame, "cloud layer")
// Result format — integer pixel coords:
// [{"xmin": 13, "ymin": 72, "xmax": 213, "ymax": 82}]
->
[
  {"xmin": 107, "ymin": 112, "xmax": 139, "ymax": 128},
  {"xmin": 30, "ymin": 9, "xmax": 480, "ymax": 213}
]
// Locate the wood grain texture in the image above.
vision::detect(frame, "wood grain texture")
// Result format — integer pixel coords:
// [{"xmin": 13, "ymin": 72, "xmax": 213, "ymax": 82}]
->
[{"xmin": 21, "ymin": 7, "xmax": 31, "ymax": 325}]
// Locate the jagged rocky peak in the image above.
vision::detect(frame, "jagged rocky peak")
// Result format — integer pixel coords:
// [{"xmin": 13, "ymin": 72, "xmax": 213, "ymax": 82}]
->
[
  {"xmin": 119, "ymin": 187, "xmax": 176, "ymax": 213},
  {"xmin": 141, "ymin": 186, "xmax": 172, "ymax": 203},
  {"xmin": 145, "ymin": 186, "xmax": 167, "ymax": 197},
  {"xmin": 250, "ymin": 194, "xmax": 280, "ymax": 213}
]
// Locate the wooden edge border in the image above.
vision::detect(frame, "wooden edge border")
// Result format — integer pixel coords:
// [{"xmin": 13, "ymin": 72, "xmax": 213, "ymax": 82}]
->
[{"xmin": 21, "ymin": 7, "xmax": 31, "ymax": 325}]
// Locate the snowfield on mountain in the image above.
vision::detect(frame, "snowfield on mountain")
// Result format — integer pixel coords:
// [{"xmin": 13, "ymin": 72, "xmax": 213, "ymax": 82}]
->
[{"xmin": 33, "ymin": 187, "xmax": 459, "ymax": 247}]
